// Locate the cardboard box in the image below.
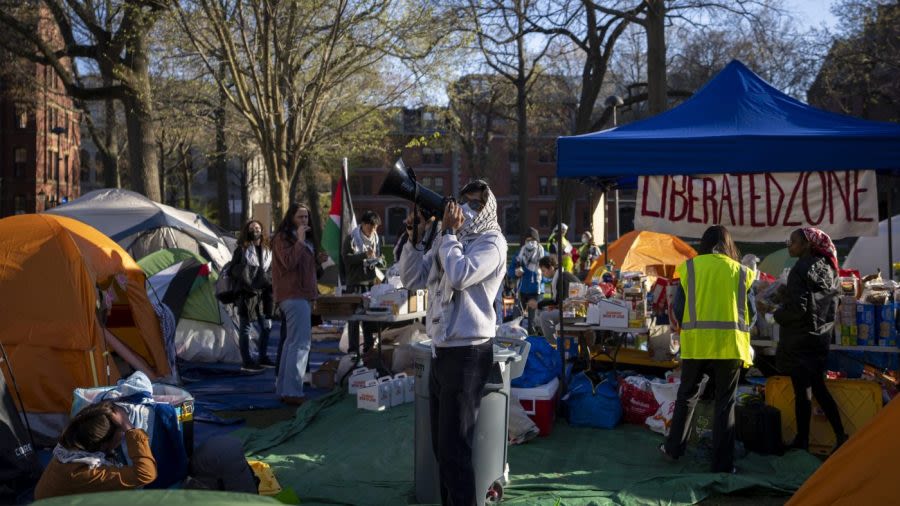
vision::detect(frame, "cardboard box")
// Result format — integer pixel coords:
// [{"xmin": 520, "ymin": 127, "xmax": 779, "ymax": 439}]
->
[
  {"xmin": 390, "ymin": 374, "xmax": 406, "ymax": 407},
  {"xmin": 597, "ymin": 299, "xmax": 629, "ymax": 328},
  {"xmin": 348, "ymin": 367, "xmax": 377, "ymax": 394},
  {"xmin": 408, "ymin": 289, "xmax": 426, "ymax": 313},
  {"xmin": 370, "ymin": 289, "xmax": 409, "ymax": 315},
  {"xmin": 356, "ymin": 378, "xmax": 391, "ymax": 411}
]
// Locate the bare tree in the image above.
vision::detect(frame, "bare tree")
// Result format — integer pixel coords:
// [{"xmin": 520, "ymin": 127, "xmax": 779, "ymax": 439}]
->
[
  {"xmin": 174, "ymin": 0, "xmax": 450, "ymax": 222},
  {"xmin": 0, "ymin": 0, "xmax": 168, "ymax": 201},
  {"xmin": 446, "ymin": 74, "xmax": 514, "ymax": 181},
  {"xmin": 462, "ymin": 0, "xmax": 558, "ymax": 233}
]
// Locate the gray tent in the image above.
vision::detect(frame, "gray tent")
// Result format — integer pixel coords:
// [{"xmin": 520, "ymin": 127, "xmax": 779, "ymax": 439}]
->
[{"xmin": 47, "ymin": 189, "xmax": 234, "ymax": 269}]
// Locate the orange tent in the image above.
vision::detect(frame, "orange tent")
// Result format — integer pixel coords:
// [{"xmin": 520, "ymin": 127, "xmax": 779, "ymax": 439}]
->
[
  {"xmin": 788, "ymin": 397, "xmax": 899, "ymax": 505},
  {"xmin": 0, "ymin": 214, "xmax": 169, "ymax": 438},
  {"xmin": 584, "ymin": 230, "xmax": 697, "ymax": 281}
]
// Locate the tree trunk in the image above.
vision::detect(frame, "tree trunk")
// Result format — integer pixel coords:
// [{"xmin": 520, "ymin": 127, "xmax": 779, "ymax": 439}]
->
[
  {"xmin": 123, "ymin": 32, "xmax": 161, "ymax": 202},
  {"xmin": 157, "ymin": 140, "xmax": 166, "ymax": 202},
  {"xmin": 181, "ymin": 145, "xmax": 192, "ymax": 210},
  {"xmin": 270, "ymin": 172, "xmax": 290, "ymax": 226},
  {"xmin": 303, "ymin": 160, "xmax": 323, "ymax": 247},
  {"xmin": 214, "ymin": 61, "xmax": 230, "ymax": 228},
  {"xmin": 101, "ymin": 95, "xmax": 119, "ymax": 188},
  {"xmin": 240, "ymin": 157, "xmax": 250, "ymax": 225},
  {"xmin": 646, "ymin": 0, "xmax": 668, "ymax": 115},
  {"xmin": 515, "ymin": 0, "xmax": 528, "ymax": 235}
]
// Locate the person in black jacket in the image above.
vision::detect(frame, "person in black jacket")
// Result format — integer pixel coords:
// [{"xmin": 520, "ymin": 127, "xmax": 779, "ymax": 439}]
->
[
  {"xmin": 341, "ymin": 210, "xmax": 385, "ymax": 356},
  {"xmin": 231, "ymin": 220, "xmax": 275, "ymax": 372},
  {"xmin": 773, "ymin": 227, "xmax": 848, "ymax": 453},
  {"xmin": 537, "ymin": 255, "xmax": 581, "ymax": 342}
]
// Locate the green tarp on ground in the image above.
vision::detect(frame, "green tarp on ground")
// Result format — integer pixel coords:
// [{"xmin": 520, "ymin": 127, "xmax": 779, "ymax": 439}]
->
[
  {"xmin": 237, "ymin": 391, "xmax": 822, "ymax": 506},
  {"xmin": 33, "ymin": 490, "xmax": 279, "ymax": 506}
]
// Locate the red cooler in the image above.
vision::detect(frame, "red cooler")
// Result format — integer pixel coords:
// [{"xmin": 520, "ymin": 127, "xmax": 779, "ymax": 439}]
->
[{"xmin": 511, "ymin": 377, "xmax": 560, "ymax": 436}]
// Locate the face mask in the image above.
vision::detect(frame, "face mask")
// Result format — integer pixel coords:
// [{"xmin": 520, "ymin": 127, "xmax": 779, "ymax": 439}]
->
[
  {"xmin": 582, "ymin": 235, "xmax": 590, "ymax": 244},
  {"xmin": 524, "ymin": 239, "xmax": 537, "ymax": 249},
  {"xmin": 250, "ymin": 230, "xmax": 262, "ymax": 241},
  {"xmin": 460, "ymin": 203, "xmax": 478, "ymax": 223}
]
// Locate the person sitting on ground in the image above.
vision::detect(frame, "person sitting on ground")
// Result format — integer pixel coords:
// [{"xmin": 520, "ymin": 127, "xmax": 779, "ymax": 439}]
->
[
  {"xmin": 34, "ymin": 401, "xmax": 156, "ymax": 500},
  {"xmin": 537, "ymin": 254, "xmax": 582, "ymax": 342}
]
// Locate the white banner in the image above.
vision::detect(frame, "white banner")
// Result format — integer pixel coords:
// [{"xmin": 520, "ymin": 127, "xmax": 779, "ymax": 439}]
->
[{"xmin": 635, "ymin": 171, "xmax": 878, "ymax": 242}]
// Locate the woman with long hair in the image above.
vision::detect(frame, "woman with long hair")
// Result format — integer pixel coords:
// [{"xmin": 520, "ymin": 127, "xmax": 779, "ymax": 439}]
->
[
  {"xmin": 271, "ymin": 203, "xmax": 326, "ymax": 405},
  {"xmin": 231, "ymin": 219, "xmax": 275, "ymax": 372},
  {"xmin": 34, "ymin": 402, "xmax": 156, "ymax": 499},
  {"xmin": 774, "ymin": 228, "xmax": 847, "ymax": 453},
  {"xmin": 661, "ymin": 225, "xmax": 755, "ymax": 473}
]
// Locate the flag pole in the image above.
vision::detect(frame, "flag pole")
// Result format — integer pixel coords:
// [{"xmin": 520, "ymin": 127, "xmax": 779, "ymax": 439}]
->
[{"xmin": 337, "ymin": 158, "xmax": 349, "ymax": 295}]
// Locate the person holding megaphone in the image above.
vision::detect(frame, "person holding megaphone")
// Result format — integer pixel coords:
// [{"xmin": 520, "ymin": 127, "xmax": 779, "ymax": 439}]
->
[{"xmin": 399, "ymin": 179, "xmax": 507, "ymax": 506}]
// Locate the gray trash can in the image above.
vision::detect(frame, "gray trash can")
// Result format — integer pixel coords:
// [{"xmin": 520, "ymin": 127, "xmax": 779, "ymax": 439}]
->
[{"xmin": 413, "ymin": 338, "xmax": 530, "ymax": 504}]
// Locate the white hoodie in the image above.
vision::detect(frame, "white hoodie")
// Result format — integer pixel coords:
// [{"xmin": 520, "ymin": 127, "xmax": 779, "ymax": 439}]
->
[{"xmin": 399, "ymin": 229, "xmax": 507, "ymax": 348}]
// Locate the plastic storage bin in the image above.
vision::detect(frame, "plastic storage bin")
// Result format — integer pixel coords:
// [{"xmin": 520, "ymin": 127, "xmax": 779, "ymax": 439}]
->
[
  {"xmin": 765, "ymin": 375, "xmax": 882, "ymax": 454},
  {"xmin": 511, "ymin": 377, "xmax": 559, "ymax": 436}
]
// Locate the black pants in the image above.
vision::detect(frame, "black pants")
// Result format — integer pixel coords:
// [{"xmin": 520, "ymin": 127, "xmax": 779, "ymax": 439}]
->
[
  {"xmin": 665, "ymin": 358, "xmax": 741, "ymax": 473},
  {"xmin": 237, "ymin": 293, "xmax": 273, "ymax": 366},
  {"xmin": 346, "ymin": 285, "xmax": 376, "ymax": 355},
  {"xmin": 790, "ymin": 362, "xmax": 845, "ymax": 448},
  {"xmin": 429, "ymin": 342, "xmax": 493, "ymax": 506}
]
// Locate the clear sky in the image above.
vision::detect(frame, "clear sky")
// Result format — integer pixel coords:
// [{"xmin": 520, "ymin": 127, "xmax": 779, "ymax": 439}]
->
[{"xmin": 787, "ymin": 0, "xmax": 838, "ymax": 29}]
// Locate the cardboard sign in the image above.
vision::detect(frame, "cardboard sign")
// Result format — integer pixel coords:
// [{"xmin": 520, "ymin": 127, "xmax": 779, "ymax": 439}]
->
[{"xmin": 636, "ymin": 171, "xmax": 878, "ymax": 241}]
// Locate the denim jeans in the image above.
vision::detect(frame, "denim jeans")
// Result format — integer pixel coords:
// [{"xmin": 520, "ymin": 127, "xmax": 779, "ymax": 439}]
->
[{"xmin": 275, "ymin": 298, "xmax": 312, "ymax": 398}]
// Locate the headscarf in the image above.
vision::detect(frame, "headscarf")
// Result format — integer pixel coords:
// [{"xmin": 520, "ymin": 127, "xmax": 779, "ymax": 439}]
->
[
  {"xmin": 801, "ymin": 227, "xmax": 839, "ymax": 272},
  {"xmin": 456, "ymin": 185, "xmax": 502, "ymax": 242}
]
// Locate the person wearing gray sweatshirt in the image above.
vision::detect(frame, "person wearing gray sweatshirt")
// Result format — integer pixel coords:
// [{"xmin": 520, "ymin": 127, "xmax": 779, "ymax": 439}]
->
[{"xmin": 398, "ymin": 180, "xmax": 507, "ymax": 506}]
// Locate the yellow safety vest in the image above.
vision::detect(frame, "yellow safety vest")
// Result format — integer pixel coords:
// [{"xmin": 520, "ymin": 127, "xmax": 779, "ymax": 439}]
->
[{"xmin": 675, "ymin": 254, "xmax": 754, "ymax": 366}]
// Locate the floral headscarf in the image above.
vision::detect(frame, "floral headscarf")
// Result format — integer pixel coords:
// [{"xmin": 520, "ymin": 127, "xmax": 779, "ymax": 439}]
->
[{"xmin": 801, "ymin": 227, "xmax": 839, "ymax": 272}]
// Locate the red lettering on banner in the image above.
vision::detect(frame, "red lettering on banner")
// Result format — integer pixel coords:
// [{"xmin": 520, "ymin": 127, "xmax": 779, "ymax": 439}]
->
[
  {"xmin": 853, "ymin": 171, "xmax": 874, "ymax": 222},
  {"xmin": 764, "ymin": 172, "xmax": 785, "ymax": 226},
  {"xmin": 783, "ymin": 175, "xmax": 803, "ymax": 227},
  {"xmin": 736, "ymin": 175, "xmax": 746, "ymax": 226},
  {"xmin": 802, "ymin": 171, "xmax": 827, "ymax": 225},
  {"xmin": 749, "ymin": 175, "xmax": 764, "ymax": 227},
  {"xmin": 660, "ymin": 176, "xmax": 670, "ymax": 219},
  {"xmin": 687, "ymin": 177, "xmax": 702, "ymax": 223},
  {"xmin": 719, "ymin": 175, "xmax": 736, "ymax": 225},
  {"xmin": 669, "ymin": 176, "xmax": 688, "ymax": 222},
  {"xmin": 828, "ymin": 171, "xmax": 851, "ymax": 222},
  {"xmin": 640, "ymin": 176, "xmax": 660, "ymax": 217},
  {"xmin": 702, "ymin": 177, "xmax": 717, "ymax": 223}
]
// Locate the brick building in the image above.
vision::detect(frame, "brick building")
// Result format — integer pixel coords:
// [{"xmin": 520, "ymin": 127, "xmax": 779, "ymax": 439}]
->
[
  {"xmin": 350, "ymin": 103, "xmax": 597, "ymax": 244},
  {"xmin": 0, "ymin": 13, "xmax": 80, "ymax": 217}
]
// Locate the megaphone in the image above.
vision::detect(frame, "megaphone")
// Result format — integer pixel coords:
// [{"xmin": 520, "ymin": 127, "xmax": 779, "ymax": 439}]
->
[{"xmin": 378, "ymin": 158, "xmax": 448, "ymax": 219}]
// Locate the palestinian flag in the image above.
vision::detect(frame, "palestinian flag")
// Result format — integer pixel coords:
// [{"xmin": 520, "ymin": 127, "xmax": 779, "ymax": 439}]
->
[{"xmin": 321, "ymin": 163, "xmax": 356, "ymax": 283}]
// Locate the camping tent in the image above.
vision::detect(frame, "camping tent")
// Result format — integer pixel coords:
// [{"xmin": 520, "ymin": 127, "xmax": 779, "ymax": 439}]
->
[
  {"xmin": 0, "ymin": 215, "xmax": 170, "ymax": 439},
  {"xmin": 138, "ymin": 249, "xmax": 242, "ymax": 363},
  {"xmin": 583, "ymin": 230, "xmax": 697, "ymax": 281},
  {"xmin": 757, "ymin": 248, "xmax": 797, "ymax": 278},
  {"xmin": 557, "ymin": 60, "xmax": 900, "ymax": 181},
  {"xmin": 843, "ymin": 216, "xmax": 900, "ymax": 278},
  {"xmin": 787, "ymin": 396, "xmax": 900, "ymax": 505},
  {"xmin": 46, "ymin": 189, "xmax": 234, "ymax": 270}
]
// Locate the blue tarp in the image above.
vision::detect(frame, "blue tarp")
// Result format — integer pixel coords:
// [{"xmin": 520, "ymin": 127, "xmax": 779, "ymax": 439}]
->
[{"xmin": 556, "ymin": 60, "xmax": 900, "ymax": 182}]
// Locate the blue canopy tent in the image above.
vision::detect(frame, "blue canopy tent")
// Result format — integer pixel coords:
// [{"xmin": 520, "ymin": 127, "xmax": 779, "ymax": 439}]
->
[{"xmin": 552, "ymin": 60, "xmax": 900, "ymax": 387}]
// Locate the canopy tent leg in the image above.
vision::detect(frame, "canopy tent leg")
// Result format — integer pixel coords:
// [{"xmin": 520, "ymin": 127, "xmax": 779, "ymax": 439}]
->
[
  {"xmin": 557, "ymin": 191, "xmax": 567, "ymax": 398},
  {"xmin": 889, "ymin": 185, "xmax": 894, "ymax": 281}
]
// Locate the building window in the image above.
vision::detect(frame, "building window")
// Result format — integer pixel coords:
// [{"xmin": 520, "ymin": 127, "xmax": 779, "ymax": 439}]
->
[
  {"xmin": 386, "ymin": 206, "xmax": 408, "ymax": 239},
  {"xmin": 14, "ymin": 194, "xmax": 26, "ymax": 215},
  {"xmin": 538, "ymin": 177, "xmax": 549, "ymax": 195},
  {"xmin": 422, "ymin": 148, "xmax": 443, "ymax": 165},
  {"xmin": 421, "ymin": 176, "xmax": 433, "ymax": 189},
  {"xmin": 551, "ymin": 177, "xmax": 558, "ymax": 192},
  {"xmin": 14, "ymin": 148, "xmax": 27, "ymax": 178},
  {"xmin": 539, "ymin": 209, "xmax": 549, "ymax": 228},
  {"xmin": 432, "ymin": 177, "xmax": 444, "ymax": 193},
  {"xmin": 45, "ymin": 149, "xmax": 52, "ymax": 181},
  {"xmin": 538, "ymin": 143, "xmax": 556, "ymax": 163},
  {"xmin": 503, "ymin": 206, "xmax": 519, "ymax": 236},
  {"xmin": 15, "ymin": 106, "xmax": 27, "ymax": 129}
]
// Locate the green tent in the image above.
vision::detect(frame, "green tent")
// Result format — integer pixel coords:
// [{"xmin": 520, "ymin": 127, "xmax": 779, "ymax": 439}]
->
[
  {"xmin": 139, "ymin": 248, "xmax": 222, "ymax": 324},
  {"xmin": 758, "ymin": 247, "xmax": 797, "ymax": 277}
]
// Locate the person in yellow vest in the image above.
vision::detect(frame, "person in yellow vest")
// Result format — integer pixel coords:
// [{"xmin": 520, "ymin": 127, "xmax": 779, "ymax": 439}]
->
[
  {"xmin": 547, "ymin": 223, "xmax": 575, "ymax": 273},
  {"xmin": 660, "ymin": 225, "xmax": 755, "ymax": 474}
]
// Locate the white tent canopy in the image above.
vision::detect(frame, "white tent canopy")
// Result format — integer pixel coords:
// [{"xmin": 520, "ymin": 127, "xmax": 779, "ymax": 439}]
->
[
  {"xmin": 843, "ymin": 215, "xmax": 900, "ymax": 277},
  {"xmin": 47, "ymin": 189, "xmax": 233, "ymax": 269}
]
